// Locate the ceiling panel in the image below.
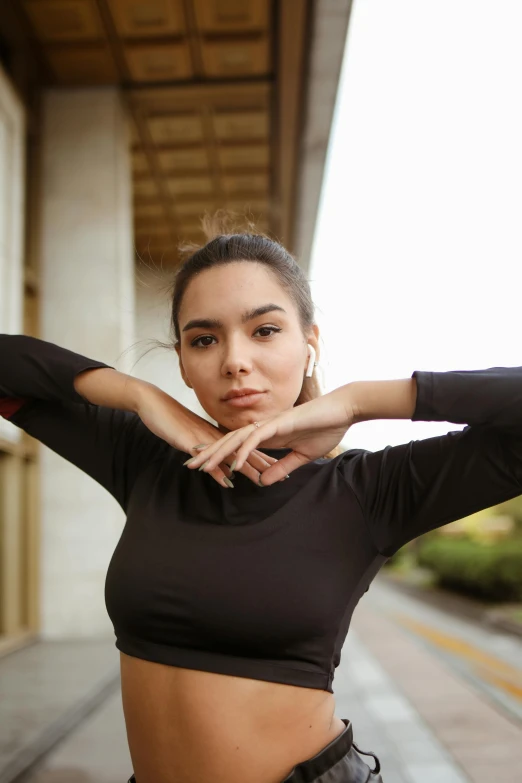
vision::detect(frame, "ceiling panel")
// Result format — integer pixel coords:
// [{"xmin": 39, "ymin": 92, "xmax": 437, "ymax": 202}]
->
[
  {"xmin": 129, "ymin": 119, "xmax": 142, "ymax": 147},
  {"xmin": 166, "ymin": 176, "xmax": 214, "ymax": 197},
  {"xmin": 213, "ymin": 110, "xmax": 269, "ymax": 141},
  {"xmin": 135, "ymin": 218, "xmax": 172, "ymax": 232},
  {"xmin": 157, "ymin": 148, "xmax": 210, "ymax": 172},
  {"xmin": 107, "ymin": 0, "xmax": 185, "ymax": 38},
  {"xmin": 134, "ymin": 202, "xmax": 167, "ymax": 220},
  {"xmin": 147, "ymin": 113, "xmax": 205, "ymax": 145},
  {"xmin": 225, "ymin": 198, "xmax": 268, "ymax": 215},
  {"xmin": 173, "ymin": 200, "xmax": 218, "ymax": 217},
  {"xmin": 133, "ymin": 178, "xmax": 161, "ymax": 199},
  {"xmin": 131, "ymin": 150, "xmax": 150, "ymax": 174},
  {"xmin": 135, "ymin": 227, "xmax": 173, "ymax": 243},
  {"xmin": 177, "ymin": 216, "xmax": 204, "ymax": 231},
  {"xmin": 193, "ymin": 0, "xmax": 269, "ymax": 33},
  {"xmin": 218, "ymin": 144, "xmax": 269, "ymax": 169},
  {"xmin": 200, "ymin": 37, "xmax": 270, "ymax": 78},
  {"xmin": 23, "ymin": 0, "xmax": 103, "ymax": 41},
  {"xmin": 222, "ymin": 173, "xmax": 269, "ymax": 194},
  {"xmin": 125, "ymin": 41, "xmax": 193, "ymax": 82}
]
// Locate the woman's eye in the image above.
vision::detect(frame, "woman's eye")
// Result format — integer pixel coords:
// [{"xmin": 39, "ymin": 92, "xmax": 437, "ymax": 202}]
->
[
  {"xmin": 190, "ymin": 326, "xmax": 281, "ymax": 348},
  {"xmin": 191, "ymin": 335, "xmax": 215, "ymax": 348},
  {"xmin": 255, "ymin": 326, "xmax": 281, "ymax": 338}
]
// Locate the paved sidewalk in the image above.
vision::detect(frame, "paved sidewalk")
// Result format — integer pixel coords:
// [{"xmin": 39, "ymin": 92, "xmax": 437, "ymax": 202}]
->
[
  {"xmin": 337, "ymin": 632, "xmax": 469, "ymax": 783},
  {"xmin": 16, "ymin": 689, "xmax": 132, "ymax": 783},
  {"xmin": 352, "ymin": 600, "xmax": 522, "ymax": 783},
  {"xmin": 0, "ymin": 639, "xmax": 120, "ymax": 783}
]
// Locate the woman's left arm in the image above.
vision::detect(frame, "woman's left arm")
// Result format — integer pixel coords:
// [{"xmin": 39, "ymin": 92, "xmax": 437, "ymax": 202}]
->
[
  {"xmin": 341, "ymin": 366, "xmax": 522, "ymax": 557},
  {"xmin": 350, "ymin": 367, "xmax": 522, "ymax": 430}
]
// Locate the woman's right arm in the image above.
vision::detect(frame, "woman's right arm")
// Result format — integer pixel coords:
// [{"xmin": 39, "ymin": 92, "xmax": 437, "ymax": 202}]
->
[
  {"xmin": 73, "ymin": 365, "xmax": 150, "ymax": 412},
  {"xmin": 0, "ymin": 333, "xmax": 115, "ymax": 404},
  {"xmin": 0, "ymin": 334, "xmax": 169, "ymax": 510}
]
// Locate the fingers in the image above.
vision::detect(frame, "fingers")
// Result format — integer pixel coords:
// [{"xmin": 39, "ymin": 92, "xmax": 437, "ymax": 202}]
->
[
  {"xmin": 188, "ymin": 425, "xmax": 263, "ymax": 475},
  {"xmin": 210, "ymin": 464, "xmax": 234, "ymax": 488},
  {"xmin": 254, "ymin": 451, "xmax": 307, "ymax": 486},
  {"xmin": 258, "ymin": 451, "xmax": 278, "ymax": 466},
  {"xmin": 234, "ymin": 430, "xmax": 272, "ymax": 472},
  {"xmin": 221, "ymin": 449, "xmax": 275, "ymax": 486},
  {"xmin": 228, "ymin": 457, "xmax": 259, "ymax": 485},
  {"xmin": 245, "ymin": 449, "xmax": 273, "ymax": 472},
  {"xmin": 186, "ymin": 426, "xmax": 279, "ymax": 486}
]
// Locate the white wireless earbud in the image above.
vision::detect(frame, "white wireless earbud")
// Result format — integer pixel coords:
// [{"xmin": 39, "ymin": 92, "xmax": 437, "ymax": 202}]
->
[{"xmin": 305, "ymin": 344, "xmax": 317, "ymax": 377}]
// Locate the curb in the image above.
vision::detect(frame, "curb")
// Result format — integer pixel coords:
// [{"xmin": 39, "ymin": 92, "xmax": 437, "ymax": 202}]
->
[{"xmin": 483, "ymin": 608, "xmax": 522, "ymax": 637}]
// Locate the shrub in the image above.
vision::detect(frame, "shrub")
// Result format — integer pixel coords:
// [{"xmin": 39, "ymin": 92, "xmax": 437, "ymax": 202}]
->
[{"xmin": 417, "ymin": 537, "xmax": 522, "ymax": 602}]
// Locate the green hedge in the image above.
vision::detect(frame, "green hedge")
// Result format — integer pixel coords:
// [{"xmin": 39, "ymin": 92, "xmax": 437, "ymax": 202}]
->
[{"xmin": 417, "ymin": 538, "xmax": 522, "ymax": 602}]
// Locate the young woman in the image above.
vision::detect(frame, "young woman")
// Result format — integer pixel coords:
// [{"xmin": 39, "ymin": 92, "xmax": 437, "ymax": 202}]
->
[{"xmin": 1, "ymin": 229, "xmax": 522, "ymax": 783}]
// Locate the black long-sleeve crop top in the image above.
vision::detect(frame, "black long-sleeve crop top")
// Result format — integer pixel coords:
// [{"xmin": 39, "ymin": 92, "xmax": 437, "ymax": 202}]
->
[{"xmin": 1, "ymin": 334, "xmax": 522, "ymax": 693}]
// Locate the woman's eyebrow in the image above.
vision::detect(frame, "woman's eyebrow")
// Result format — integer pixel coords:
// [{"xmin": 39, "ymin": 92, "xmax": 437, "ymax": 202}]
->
[
  {"xmin": 242, "ymin": 303, "xmax": 287, "ymax": 323},
  {"xmin": 182, "ymin": 304, "xmax": 287, "ymax": 333}
]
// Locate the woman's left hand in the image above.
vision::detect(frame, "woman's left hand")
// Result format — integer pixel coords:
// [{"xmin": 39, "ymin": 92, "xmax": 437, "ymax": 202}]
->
[{"xmin": 184, "ymin": 385, "xmax": 356, "ymax": 486}]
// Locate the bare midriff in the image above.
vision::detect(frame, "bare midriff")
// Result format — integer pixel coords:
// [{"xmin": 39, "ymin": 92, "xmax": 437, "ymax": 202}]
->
[{"xmin": 120, "ymin": 652, "xmax": 347, "ymax": 783}]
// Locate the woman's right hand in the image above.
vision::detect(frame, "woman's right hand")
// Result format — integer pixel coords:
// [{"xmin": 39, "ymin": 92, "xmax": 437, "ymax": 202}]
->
[{"xmin": 134, "ymin": 382, "xmax": 278, "ymax": 487}]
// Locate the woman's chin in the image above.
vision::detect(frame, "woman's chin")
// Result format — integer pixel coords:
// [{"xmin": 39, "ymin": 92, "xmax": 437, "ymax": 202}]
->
[
  {"xmin": 214, "ymin": 416, "xmax": 255, "ymax": 434},
  {"xmin": 217, "ymin": 409, "xmax": 269, "ymax": 432}
]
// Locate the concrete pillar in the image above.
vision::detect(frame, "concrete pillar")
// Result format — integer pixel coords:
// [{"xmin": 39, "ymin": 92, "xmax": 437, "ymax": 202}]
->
[{"xmin": 39, "ymin": 88, "xmax": 135, "ymax": 638}]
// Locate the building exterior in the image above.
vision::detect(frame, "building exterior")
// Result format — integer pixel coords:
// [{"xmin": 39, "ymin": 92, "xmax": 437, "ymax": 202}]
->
[{"xmin": 0, "ymin": 0, "xmax": 352, "ymax": 659}]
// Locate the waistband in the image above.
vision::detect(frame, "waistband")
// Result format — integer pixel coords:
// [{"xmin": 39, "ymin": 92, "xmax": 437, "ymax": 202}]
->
[{"xmin": 281, "ymin": 718, "xmax": 355, "ymax": 782}]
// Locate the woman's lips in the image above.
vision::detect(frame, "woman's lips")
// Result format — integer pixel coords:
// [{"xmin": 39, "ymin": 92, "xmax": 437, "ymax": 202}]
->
[{"xmin": 222, "ymin": 392, "xmax": 266, "ymax": 407}]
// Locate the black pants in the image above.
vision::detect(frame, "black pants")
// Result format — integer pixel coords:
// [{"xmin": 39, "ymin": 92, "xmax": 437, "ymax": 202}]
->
[{"xmin": 127, "ymin": 718, "xmax": 383, "ymax": 782}]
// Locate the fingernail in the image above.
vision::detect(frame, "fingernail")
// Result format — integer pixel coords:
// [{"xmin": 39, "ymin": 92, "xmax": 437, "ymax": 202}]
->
[
  {"xmin": 285, "ymin": 474, "xmax": 290, "ymax": 479},
  {"xmin": 199, "ymin": 460, "xmax": 210, "ymax": 471},
  {"xmin": 230, "ymin": 459, "xmax": 237, "ymax": 472},
  {"xmin": 223, "ymin": 477, "xmax": 234, "ymax": 488},
  {"xmin": 193, "ymin": 444, "xmax": 209, "ymax": 450},
  {"xmin": 258, "ymin": 476, "xmax": 264, "ymax": 487},
  {"xmin": 183, "ymin": 457, "xmax": 197, "ymax": 466}
]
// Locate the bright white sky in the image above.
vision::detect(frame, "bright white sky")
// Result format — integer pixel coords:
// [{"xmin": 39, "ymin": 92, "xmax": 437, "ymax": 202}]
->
[{"xmin": 309, "ymin": 0, "xmax": 522, "ymax": 452}]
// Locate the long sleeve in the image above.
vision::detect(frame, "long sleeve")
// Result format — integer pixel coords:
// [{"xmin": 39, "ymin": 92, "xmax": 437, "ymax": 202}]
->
[
  {"xmin": 0, "ymin": 334, "xmax": 113, "ymax": 404},
  {"xmin": 0, "ymin": 334, "xmax": 169, "ymax": 511},
  {"xmin": 338, "ymin": 366, "xmax": 522, "ymax": 557}
]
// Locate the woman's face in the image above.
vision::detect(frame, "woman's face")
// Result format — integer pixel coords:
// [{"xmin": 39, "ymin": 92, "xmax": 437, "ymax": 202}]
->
[{"xmin": 175, "ymin": 261, "xmax": 319, "ymax": 431}]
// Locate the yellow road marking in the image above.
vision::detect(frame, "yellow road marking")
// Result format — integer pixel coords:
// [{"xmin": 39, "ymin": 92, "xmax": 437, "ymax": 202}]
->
[
  {"xmin": 392, "ymin": 612, "xmax": 522, "ymax": 701},
  {"xmin": 475, "ymin": 665, "xmax": 522, "ymax": 701}
]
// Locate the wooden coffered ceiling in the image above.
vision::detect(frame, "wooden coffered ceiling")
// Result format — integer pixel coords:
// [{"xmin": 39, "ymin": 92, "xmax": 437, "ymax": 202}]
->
[{"xmin": 17, "ymin": 0, "xmax": 311, "ymax": 265}]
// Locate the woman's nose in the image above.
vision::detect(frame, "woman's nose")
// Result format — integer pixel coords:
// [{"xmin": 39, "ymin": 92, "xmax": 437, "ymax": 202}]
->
[{"xmin": 221, "ymin": 341, "xmax": 253, "ymax": 376}]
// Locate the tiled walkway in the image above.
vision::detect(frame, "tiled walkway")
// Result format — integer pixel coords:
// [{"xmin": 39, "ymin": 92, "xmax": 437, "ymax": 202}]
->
[
  {"xmin": 15, "ymin": 689, "xmax": 132, "ymax": 783},
  {"xmin": 0, "ymin": 639, "xmax": 121, "ymax": 783},
  {"xmin": 336, "ymin": 633, "xmax": 469, "ymax": 783},
  {"xmin": 352, "ymin": 598, "xmax": 522, "ymax": 783}
]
